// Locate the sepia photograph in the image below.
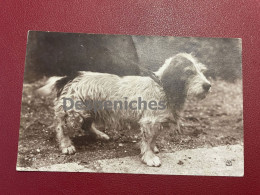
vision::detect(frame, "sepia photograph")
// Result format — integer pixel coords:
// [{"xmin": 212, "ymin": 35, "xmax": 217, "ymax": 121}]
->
[{"xmin": 17, "ymin": 31, "xmax": 243, "ymax": 176}]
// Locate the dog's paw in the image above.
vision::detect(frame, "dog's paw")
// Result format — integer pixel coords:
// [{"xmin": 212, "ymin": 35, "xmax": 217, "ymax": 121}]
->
[
  {"xmin": 96, "ymin": 132, "xmax": 110, "ymax": 141},
  {"xmin": 142, "ymin": 151, "xmax": 161, "ymax": 167},
  {"xmin": 153, "ymin": 146, "xmax": 160, "ymax": 154},
  {"xmin": 61, "ymin": 145, "xmax": 76, "ymax": 155},
  {"xmin": 60, "ymin": 137, "xmax": 76, "ymax": 154}
]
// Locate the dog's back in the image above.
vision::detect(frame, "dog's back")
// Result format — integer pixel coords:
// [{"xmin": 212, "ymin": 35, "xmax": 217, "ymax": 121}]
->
[{"xmin": 38, "ymin": 71, "xmax": 168, "ymax": 126}]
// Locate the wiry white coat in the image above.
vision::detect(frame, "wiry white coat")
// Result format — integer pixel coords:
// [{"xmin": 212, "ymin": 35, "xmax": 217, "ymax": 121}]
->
[{"xmin": 55, "ymin": 71, "xmax": 172, "ymax": 129}]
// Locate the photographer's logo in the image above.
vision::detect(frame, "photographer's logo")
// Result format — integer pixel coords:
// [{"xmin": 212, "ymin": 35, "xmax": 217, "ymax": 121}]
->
[{"xmin": 63, "ymin": 97, "xmax": 166, "ymax": 112}]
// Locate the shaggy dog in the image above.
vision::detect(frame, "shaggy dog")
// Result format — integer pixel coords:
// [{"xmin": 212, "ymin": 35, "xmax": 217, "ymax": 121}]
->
[{"xmin": 38, "ymin": 53, "xmax": 211, "ymax": 167}]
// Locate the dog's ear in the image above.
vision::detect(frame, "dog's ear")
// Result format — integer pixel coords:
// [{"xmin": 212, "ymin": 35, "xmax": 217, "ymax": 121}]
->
[
  {"xmin": 161, "ymin": 56, "xmax": 193, "ymax": 93},
  {"xmin": 160, "ymin": 57, "xmax": 190, "ymax": 111},
  {"xmin": 161, "ymin": 64, "xmax": 186, "ymax": 94}
]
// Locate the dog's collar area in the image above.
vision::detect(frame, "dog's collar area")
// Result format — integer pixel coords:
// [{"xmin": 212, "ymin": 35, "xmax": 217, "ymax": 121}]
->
[
  {"xmin": 139, "ymin": 66, "xmax": 163, "ymax": 87},
  {"xmin": 139, "ymin": 67, "xmax": 177, "ymax": 112}
]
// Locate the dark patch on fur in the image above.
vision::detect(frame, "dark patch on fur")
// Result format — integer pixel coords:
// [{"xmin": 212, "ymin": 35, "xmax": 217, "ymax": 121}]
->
[
  {"xmin": 161, "ymin": 56, "xmax": 193, "ymax": 118},
  {"xmin": 81, "ymin": 117, "xmax": 94, "ymax": 132},
  {"xmin": 55, "ymin": 72, "xmax": 81, "ymax": 97}
]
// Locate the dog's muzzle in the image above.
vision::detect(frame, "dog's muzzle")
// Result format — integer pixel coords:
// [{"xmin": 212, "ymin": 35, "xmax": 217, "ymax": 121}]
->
[{"xmin": 197, "ymin": 82, "xmax": 211, "ymax": 99}]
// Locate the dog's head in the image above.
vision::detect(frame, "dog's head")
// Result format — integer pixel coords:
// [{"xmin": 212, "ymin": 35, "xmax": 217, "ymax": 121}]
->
[{"xmin": 156, "ymin": 53, "xmax": 211, "ymax": 100}]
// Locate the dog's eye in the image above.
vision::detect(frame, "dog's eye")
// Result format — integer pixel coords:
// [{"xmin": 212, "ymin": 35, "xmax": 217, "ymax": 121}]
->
[{"xmin": 185, "ymin": 70, "xmax": 194, "ymax": 76}]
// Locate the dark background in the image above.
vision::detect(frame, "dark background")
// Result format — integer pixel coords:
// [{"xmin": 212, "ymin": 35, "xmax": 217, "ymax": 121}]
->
[
  {"xmin": 25, "ymin": 31, "xmax": 241, "ymax": 82},
  {"xmin": 134, "ymin": 36, "xmax": 241, "ymax": 81},
  {"xmin": 0, "ymin": 0, "xmax": 259, "ymax": 194},
  {"xmin": 24, "ymin": 31, "xmax": 140, "ymax": 82}
]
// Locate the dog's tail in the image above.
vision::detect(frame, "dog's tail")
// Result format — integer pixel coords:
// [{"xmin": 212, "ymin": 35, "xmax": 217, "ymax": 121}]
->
[{"xmin": 37, "ymin": 76, "xmax": 64, "ymax": 96}]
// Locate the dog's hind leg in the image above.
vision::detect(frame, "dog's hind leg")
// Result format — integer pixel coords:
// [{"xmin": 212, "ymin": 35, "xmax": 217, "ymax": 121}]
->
[
  {"xmin": 55, "ymin": 116, "xmax": 76, "ymax": 155},
  {"xmin": 82, "ymin": 118, "xmax": 110, "ymax": 141},
  {"xmin": 140, "ymin": 121, "xmax": 161, "ymax": 167},
  {"xmin": 90, "ymin": 123, "xmax": 110, "ymax": 140}
]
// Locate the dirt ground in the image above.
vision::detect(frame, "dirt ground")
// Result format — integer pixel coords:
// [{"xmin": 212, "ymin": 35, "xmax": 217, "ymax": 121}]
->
[
  {"xmin": 17, "ymin": 145, "xmax": 244, "ymax": 176},
  {"xmin": 17, "ymin": 79, "xmax": 243, "ymax": 175}
]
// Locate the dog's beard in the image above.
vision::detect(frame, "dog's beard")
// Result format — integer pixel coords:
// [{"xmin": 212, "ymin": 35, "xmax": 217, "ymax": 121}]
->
[
  {"xmin": 196, "ymin": 92, "xmax": 208, "ymax": 100},
  {"xmin": 187, "ymin": 86, "xmax": 209, "ymax": 100}
]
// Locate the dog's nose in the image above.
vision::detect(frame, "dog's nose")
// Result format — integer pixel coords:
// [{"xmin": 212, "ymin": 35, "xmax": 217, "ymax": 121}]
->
[{"xmin": 203, "ymin": 83, "xmax": 211, "ymax": 91}]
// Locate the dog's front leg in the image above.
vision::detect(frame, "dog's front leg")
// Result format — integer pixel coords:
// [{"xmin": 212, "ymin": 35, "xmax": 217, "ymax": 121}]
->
[
  {"xmin": 55, "ymin": 116, "xmax": 76, "ymax": 155},
  {"xmin": 151, "ymin": 124, "xmax": 162, "ymax": 154},
  {"xmin": 140, "ymin": 122, "xmax": 161, "ymax": 167}
]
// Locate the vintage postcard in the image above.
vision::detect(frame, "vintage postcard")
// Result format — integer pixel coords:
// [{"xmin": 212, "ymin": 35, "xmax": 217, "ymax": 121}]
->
[{"xmin": 17, "ymin": 31, "xmax": 243, "ymax": 176}]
